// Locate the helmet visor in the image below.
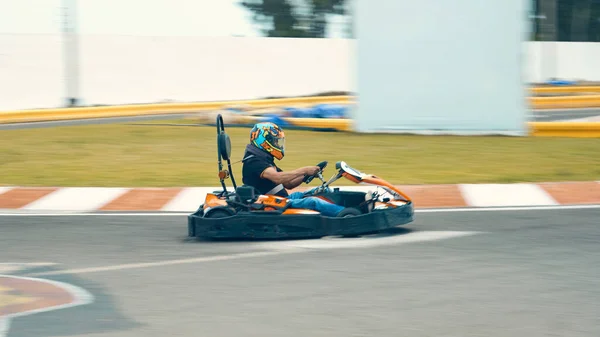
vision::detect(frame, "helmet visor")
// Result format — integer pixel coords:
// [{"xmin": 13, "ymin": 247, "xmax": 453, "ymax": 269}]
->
[{"xmin": 272, "ymin": 136, "xmax": 285, "ymax": 151}]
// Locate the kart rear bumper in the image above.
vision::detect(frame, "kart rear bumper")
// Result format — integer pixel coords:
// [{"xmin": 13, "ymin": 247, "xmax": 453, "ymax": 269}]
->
[{"xmin": 187, "ymin": 201, "xmax": 414, "ymax": 240}]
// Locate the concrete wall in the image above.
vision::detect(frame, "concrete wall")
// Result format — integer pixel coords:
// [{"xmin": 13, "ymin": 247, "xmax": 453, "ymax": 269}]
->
[
  {"xmin": 1, "ymin": 35, "xmax": 599, "ymax": 111},
  {"xmin": 525, "ymin": 42, "xmax": 600, "ymax": 84},
  {"xmin": 0, "ymin": 35, "xmax": 353, "ymax": 110},
  {"xmin": 352, "ymin": 0, "xmax": 529, "ymax": 135}
]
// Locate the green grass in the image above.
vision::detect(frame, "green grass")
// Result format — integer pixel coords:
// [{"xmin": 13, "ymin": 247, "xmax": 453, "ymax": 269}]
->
[{"xmin": 1, "ymin": 119, "xmax": 599, "ymax": 187}]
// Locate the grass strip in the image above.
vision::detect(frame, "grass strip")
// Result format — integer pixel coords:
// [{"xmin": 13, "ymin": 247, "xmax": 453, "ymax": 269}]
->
[{"xmin": 1, "ymin": 120, "xmax": 598, "ymax": 187}]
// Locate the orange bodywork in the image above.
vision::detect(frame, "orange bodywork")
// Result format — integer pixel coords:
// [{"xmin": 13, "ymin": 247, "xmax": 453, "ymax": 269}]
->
[
  {"xmin": 256, "ymin": 195, "xmax": 288, "ymax": 208},
  {"xmin": 257, "ymin": 195, "xmax": 321, "ymax": 214},
  {"xmin": 375, "ymin": 201, "xmax": 396, "ymax": 208},
  {"xmin": 360, "ymin": 175, "xmax": 412, "ymax": 202},
  {"xmin": 203, "ymin": 193, "xmax": 227, "ymax": 209},
  {"xmin": 342, "ymin": 172, "xmax": 361, "ymax": 184},
  {"xmin": 342, "ymin": 172, "xmax": 411, "ymax": 202}
]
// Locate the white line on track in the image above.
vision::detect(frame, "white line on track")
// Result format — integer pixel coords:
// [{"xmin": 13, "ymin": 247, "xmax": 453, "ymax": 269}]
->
[
  {"xmin": 256, "ymin": 231, "xmax": 481, "ymax": 250},
  {"xmin": 0, "ymin": 262, "xmax": 57, "ymax": 266},
  {"xmin": 1, "ymin": 204, "xmax": 599, "ymax": 217},
  {"xmin": 0, "ymin": 319, "xmax": 8, "ymax": 337},
  {"xmin": 25, "ymin": 251, "xmax": 292, "ymax": 276},
  {"xmin": 0, "ymin": 262, "xmax": 58, "ymax": 274},
  {"xmin": 23, "ymin": 230, "xmax": 482, "ymax": 277},
  {"xmin": 414, "ymin": 204, "xmax": 600, "ymax": 212}
]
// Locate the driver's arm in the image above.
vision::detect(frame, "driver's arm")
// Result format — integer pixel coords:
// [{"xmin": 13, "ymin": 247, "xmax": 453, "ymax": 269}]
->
[
  {"xmin": 261, "ymin": 166, "xmax": 317, "ymax": 186},
  {"xmin": 283, "ymin": 174, "xmax": 305, "ymax": 189}
]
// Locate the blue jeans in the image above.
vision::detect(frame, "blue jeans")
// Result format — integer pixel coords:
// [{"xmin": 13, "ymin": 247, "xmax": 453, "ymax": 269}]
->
[{"xmin": 287, "ymin": 191, "xmax": 344, "ymax": 217}]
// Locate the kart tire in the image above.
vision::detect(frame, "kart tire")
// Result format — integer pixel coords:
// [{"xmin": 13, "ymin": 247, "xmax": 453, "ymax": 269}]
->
[
  {"xmin": 336, "ymin": 207, "xmax": 362, "ymax": 217},
  {"xmin": 204, "ymin": 209, "xmax": 233, "ymax": 218}
]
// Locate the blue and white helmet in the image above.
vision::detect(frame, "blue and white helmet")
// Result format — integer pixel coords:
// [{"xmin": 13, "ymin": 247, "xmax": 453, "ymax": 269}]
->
[{"xmin": 249, "ymin": 122, "xmax": 285, "ymax": 160}]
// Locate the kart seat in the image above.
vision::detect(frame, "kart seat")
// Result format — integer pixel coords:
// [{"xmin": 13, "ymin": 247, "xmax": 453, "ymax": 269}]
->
[
  {"xmin": 235, "ymin": 185, "xmax": 260, "ymax": 204},
  {"xmin": 218, "ymin": 131, "xmax": 232, "ymax": 161}
]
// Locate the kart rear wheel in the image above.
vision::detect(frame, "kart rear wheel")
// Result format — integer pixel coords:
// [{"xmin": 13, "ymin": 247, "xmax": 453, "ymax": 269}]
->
[{"xmin": 204, "ymin": 209, "xmax": 233, "ymax": 218}]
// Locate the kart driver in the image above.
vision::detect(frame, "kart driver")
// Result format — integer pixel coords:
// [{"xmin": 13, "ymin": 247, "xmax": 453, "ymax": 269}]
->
[{"xmin": 241, "ymin": 122, "xmax": 349, "ymax": 217}]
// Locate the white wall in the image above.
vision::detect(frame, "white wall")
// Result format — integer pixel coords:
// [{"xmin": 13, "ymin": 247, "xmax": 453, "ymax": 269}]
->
[
  {"xmin": 0, "ymin": 35, "xmax": 353, "ymax": 110},
  {"xmin": 0, "ymin": 35, "xmax": 65, "ymax": 110},
  {"xmin": 1, "ymin": 35, "xmax": 599, "ymax": 111},
  {"xmin": 352, "ymin": 0, "xmax": 529, "ymax": 135},
  {"xmin": 525, "ymin": 42, "xmax": 600, "ymax": 83}
]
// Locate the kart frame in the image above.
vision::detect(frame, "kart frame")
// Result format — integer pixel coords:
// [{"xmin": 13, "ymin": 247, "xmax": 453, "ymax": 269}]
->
[{"xmin": 187, "ymin": 114, "xmax": 415, "ymax": 240}]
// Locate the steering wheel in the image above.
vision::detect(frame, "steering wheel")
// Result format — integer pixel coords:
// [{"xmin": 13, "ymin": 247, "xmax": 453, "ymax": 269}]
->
[{"xmin": 303, "ymin": 161, "xmax": 328, "ymax": 184}]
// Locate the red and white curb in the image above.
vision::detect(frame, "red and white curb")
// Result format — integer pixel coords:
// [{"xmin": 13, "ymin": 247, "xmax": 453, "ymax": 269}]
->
[{"xmin": 0, "ymin": 182, "xmax": 598, "ymax": 212}]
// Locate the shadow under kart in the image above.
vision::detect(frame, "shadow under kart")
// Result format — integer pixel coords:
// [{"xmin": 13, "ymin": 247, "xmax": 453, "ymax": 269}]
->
[{"xmin": 187, "ymin": 114, "xmax": 415, "ymax": 240}]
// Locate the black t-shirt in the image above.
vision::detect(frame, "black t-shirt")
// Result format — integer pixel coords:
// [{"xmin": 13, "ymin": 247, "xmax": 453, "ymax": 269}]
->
[{"xmin": 242, "ymin": 152, "xmax": 289, "ymax": 197}]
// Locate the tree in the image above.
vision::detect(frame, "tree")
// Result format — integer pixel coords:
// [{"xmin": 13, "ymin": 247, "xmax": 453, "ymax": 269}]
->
[
  {"xmin": 533, "ymin": 0, "xmax": 600, "ymax": 42},
  {"xmin": 239, "ymin": 0, "xmax": 348, "ymax": 38}
]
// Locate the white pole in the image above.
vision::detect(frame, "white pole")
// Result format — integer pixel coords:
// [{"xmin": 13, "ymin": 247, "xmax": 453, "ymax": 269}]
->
[{"xmin": 63, "ymin": 0, "xmax": 80, "ymax": 107}]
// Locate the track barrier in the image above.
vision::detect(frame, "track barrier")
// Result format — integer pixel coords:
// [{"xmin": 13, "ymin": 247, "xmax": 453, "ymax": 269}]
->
[{"xmin": 1, "ymin": 88, "xmax": 599, "ymax": 137}]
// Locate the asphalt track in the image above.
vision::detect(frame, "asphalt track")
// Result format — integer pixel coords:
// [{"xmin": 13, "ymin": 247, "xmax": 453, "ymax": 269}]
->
[
  {"xmin": 1, "ymin": 108, "xmax": 599, "ymax": 130},
  {"xmin": 2, "ymin": 206, "xmax": 600, "ymax": 337}
]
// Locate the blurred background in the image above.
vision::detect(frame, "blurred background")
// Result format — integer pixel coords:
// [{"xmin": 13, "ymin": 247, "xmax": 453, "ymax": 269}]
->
[
  {"xmin": 3, "ymin": 0, "xmax": 599, "ymax": 39},
  {"xmin": 1, "ymin": 0, "xmax": 599, "ymax": 111},
  {"xmin": 530, "ymin": 0, "xmax": 600, "ymax": 42},
  {"xmin": 1, "ymin": 4, "xmax": 599, "ymax": 337}
]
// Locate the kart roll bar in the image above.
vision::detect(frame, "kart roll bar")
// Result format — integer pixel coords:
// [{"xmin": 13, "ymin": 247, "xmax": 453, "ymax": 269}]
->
[{"xmin": 216, "ymin": 114, "xmax": 237, "ymax": 193}]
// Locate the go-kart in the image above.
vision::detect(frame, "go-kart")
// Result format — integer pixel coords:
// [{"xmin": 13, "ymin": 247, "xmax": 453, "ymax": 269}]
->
[{"xmin": 187, "ymin": 114, "xmax": 415, "ymax": 240}]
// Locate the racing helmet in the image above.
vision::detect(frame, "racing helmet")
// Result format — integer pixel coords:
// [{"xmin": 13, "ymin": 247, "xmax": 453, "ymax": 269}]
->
[{"xmin": 249, "ymin": 122, "xmax": 285, "ymax": 160}]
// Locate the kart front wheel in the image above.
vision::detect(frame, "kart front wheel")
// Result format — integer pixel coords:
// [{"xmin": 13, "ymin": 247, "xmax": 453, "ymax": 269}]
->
[{"xmin": 337, "ymin": 208, "xmax": 362, "ymax": 217}]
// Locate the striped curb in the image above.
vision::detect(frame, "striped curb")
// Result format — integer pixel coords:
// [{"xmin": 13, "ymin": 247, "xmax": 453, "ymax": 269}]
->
[{"xmin": 0, "ymin": 182, "xmax": 598, "ymax": 212}]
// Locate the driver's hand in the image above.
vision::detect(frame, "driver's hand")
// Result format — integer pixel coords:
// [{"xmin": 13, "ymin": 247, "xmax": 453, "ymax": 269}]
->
[{"xmin": 303, "ymin": 166, "xmax": 320, "ymax": 176}]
